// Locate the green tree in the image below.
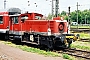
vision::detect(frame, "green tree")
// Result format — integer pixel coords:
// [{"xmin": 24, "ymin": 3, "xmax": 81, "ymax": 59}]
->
[
  {"xmin": 61, "ymin": 11, "xmax": 67, "ymax": 16},
  {"xmin": 47, "ymin": 9, "xmax": 90, "ymax": 24},
  {"xmin": 47, "ymin": 13, "xmax": 52, "ymax": 19}
]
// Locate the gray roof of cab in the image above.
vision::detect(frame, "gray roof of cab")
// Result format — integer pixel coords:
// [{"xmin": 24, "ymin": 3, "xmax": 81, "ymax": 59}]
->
[{"xmin": 0, "ymin": 8, "xmax": 21, "ymax": 14}]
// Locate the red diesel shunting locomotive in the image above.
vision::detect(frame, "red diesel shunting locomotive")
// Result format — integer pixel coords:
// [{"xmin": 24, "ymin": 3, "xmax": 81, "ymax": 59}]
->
[{"xmin": 0, "ymin": 8, "xmax": 79, "ymax": 49}]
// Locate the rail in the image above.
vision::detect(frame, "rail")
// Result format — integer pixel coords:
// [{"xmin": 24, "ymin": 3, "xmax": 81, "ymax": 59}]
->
[
  {"xmin": 54, "ymin": 48, "xmax": 90, "ymax": 59},
  {"xmin": 79, "ymin": 38, "xmax": 90, "ymax": 42}
]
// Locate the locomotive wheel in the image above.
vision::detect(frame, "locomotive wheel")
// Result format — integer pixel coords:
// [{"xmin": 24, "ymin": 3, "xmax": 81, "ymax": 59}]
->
[
  {"xmin": 39, "ymin": 45, "xmax": 53, "ymax": 51},
  {"xmin": 5, "ymin": 35, "xmax": 9, "ymax": 40},
  {"xmin": 68, "ymin": 39, "xmax": 73, "ymax": 47},
  {"xmin": 5, "ymin": 31, "xmax": 9, "ymax": 40},
  {"xmin": 65, "ymin": 39, "xmax": 73, "ymax": 48}
]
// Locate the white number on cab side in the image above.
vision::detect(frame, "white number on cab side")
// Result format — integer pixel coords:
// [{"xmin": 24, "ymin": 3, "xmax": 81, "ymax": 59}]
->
[{"xmin": 30, "ymin": 35, "xmax": 34, "ymax": 41}]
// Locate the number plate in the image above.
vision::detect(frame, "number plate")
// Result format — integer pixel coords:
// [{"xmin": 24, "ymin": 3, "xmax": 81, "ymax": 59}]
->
[{"xmin": 30, "ymin": 35, "xmax": 34, "ymax": 41}]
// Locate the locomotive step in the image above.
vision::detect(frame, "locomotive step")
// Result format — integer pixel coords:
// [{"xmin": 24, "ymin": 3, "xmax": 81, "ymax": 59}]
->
[
  {"xmin": 9, "ymin": 38, "xmax": 14, "ymax": 40},
  {"xmin": 9, "ymin": 36, "xmax": 13, "ymax": 37},
  {"xmin": 22, "ymin": 41, "xmax": 38, "ymax": 45}
]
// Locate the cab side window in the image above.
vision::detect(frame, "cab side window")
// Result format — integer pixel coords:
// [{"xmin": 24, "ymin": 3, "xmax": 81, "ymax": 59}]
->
[
  {"xmin": 21, "ymin": 15, "xmax": 28, "ymax": 22},
  {"xmin": 0, "ymin": 16, "xmax": 3, "ymax": 24},
  {"xmin": 11, "ymin": 16, "xmax": 19, "ymax": 24},
  {"xmin": 21, "ymin": 15, "xmax": 28, "ymax": 20},
  {"xmin": 35, "ymin": 16, "xmax": 41, "ymax": 20}
]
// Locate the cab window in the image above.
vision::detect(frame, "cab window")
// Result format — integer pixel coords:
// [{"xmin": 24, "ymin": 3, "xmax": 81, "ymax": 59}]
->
[
  {"xmin": 35, "ymin": 16, "xmax": 41, "ymax": 20},
  {"xmin": 21, "ymin": 15, "xmax": 28, "ymax": 20},
  {"xmin": 11, "ymin": 16, "xmax": 19, "ymax": 24},
  {"xmin": 21, "ymin": 15, "xmax": 28, "ymax": 23},
  {"xmin": 0, "ymin": 16, "xmax": 3, "ymax": 24}
]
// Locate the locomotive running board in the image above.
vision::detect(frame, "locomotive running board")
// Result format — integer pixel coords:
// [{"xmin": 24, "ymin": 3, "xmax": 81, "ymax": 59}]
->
[{"xmin": 21, "ymin": 41, "xmax": 39, "ymax": 45}]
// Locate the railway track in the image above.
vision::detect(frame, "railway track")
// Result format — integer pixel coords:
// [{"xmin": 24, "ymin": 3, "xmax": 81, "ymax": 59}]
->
[
  {"xmin": 71, "ymin": 28, "xmax": 90, "ymax": 33},
  {"xmin": 80, "ymin": 38, "xmax": 90, "ymax": 42},
  {"xmin": 54, "ymin": 48, "xmax": 90, "ymax": 59}
]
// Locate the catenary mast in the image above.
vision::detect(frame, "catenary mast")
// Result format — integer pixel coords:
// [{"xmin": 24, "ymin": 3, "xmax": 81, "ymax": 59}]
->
[
  {"xmin": 55, "ymin": 0, "xmax": 59, "ymax": 17},
  {"xmin": 4, "ymin": 0, "xmax": 6, "ymax": 9}
]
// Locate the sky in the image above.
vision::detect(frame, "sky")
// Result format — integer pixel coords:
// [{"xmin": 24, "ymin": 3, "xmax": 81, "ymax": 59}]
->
[{"xmin": 0, "ymin": 0, "xmax": 90, "ymax": 16}]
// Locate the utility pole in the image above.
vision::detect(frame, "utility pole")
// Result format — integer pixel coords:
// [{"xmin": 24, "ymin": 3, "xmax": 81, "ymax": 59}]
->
[
  {"xmin": 68, "ymin": 6, "xmax": 71, "ymax": 34},
  {"xmin": 68, "ymin": 6, "xmax": 71, "ymax": 24},
  {"xmin": 76, "ymin": 2, "xmax": 80, "ymax": 29},
  {"xmin": 4, "ymin": 0, "xmax": 6, "ymax": 9}
]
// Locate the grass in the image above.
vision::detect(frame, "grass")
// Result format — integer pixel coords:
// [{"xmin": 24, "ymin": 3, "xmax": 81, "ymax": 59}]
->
[
  {"xmin": 0, "ymin": 40, "xmax": 77, "ymax": 60},
  {"xmin": 63, "ymin": 54, "xmax": 70, "ymax": 59},
  {"xmin": 71, "ymin": 25, "xmax": 90, "ymax": 29},
  {"xmin": 73, "ymin": 32, "xmax": 90, "ymax": 39},
  {"xmin": 79, "ymin": 33, "xmax": 90, "ymax": 39},
  {"xmin": 71, "ymin": 41, "xmax": 90, "ymax": 51},
  {"xmin": 62, "ymin": 54, "xmax": 75, "ymax": 60},
  {"xmin": 1, "ymin": 41, "xmax": 60, "ymax": 57},
  {"xmin": 17, "ymin": 45, "xmax": 60, "ymax": 57}
]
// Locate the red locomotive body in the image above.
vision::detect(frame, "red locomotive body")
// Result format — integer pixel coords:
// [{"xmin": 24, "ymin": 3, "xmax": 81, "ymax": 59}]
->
[
  {"xmin": 0, "ymin": 12, "xmax": 9, "ymax": 33},
  {"xmin": 9, "ymin": 12, "xmax": 68, "ymax": 34},
  {"xmin": 0, "ymin": 10, "xmax": 79, "ymax": 49}
]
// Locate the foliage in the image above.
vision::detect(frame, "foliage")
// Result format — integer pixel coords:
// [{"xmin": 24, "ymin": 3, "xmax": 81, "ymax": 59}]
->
[
  {"xmin": 47, "ymin": 13, "xmax": 52, "ymax": 19},
  {"xmin": 73, "ymin": 32, "xmax": 90, "ymax": 39},
  {"xmin": 71, "ymin": 41, "xmax": 90, "ymax": 51},
  {"xmin": 63, "ymin": 54, "xmax": 70, "ymax": 59},
  {"xmin": 80, "ymin": 33, "xmax": 90, "ymax": 39},
  {"xmin": 61, "ymin": 11, "xmax": 67, "ymax": 16},
  {"xmin": 47, "ymin": 9, "xmax": 90, "ymax": 24},
  {"xmin": 71, "ymin": 25, "xmax": 90, "ymax": 28},
  {"xmin": 18, "ymin": 45, "xmax": 60, "ymax": 57},
  {"xmin": 62, "ymin": 54, "xmax": 75, "ymax": 60}
]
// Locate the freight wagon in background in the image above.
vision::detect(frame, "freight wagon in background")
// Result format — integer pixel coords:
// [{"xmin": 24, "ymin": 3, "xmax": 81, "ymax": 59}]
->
[{"xmin": 0, "ymin": 8, "xmax": 79, "ymax": 50}]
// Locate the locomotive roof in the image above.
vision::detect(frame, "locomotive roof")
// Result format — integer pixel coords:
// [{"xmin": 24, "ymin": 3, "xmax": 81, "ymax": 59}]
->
[
  {"xmin": 22, "ymin": 12, "xmax": 43, "ymax": 17},
  {"xmin": 0, "ymin": 8, "xmax": 21, "ymax": 15},
  {"xmin": 31, "ymin": 12, "xmax": 43, "ymax": 16}
]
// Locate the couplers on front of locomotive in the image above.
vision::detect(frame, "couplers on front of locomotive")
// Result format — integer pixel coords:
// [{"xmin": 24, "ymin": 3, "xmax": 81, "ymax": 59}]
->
[
  {"xmin": 48, "ymin": 19, "xmax": 79, "ymax": 48},
  {"xmin": 53, "ymin": 34, "xmax": 79, "ymax": 48}
]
